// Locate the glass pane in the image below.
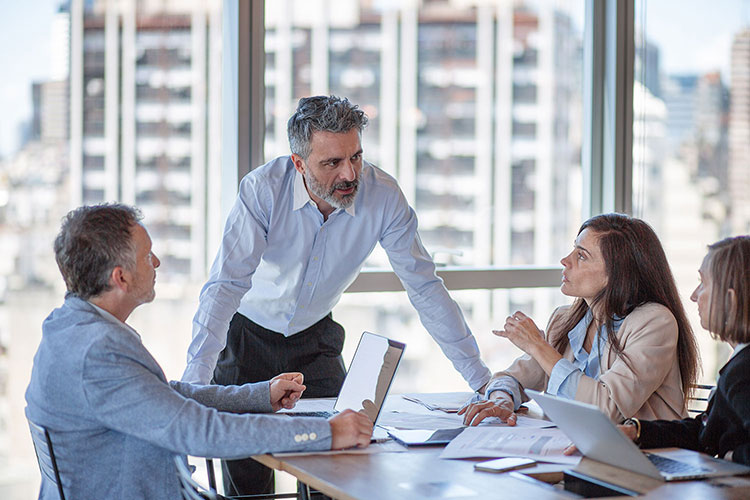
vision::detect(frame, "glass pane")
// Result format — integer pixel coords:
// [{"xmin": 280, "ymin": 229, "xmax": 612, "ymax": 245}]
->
[
  {"xmin": 633, "ymin": 0, "xmax": 741, "ymax": 380},
  {"xmin": 265, "ymin": 0, "xmax": 585, "ymax": 390},
  {"xmin": 264, "ymin": 0, "xmax": 585, "ymax": 269},
  {"xmin": 0, "ymin": 1, "xmax": 221, "ymax": 495}
]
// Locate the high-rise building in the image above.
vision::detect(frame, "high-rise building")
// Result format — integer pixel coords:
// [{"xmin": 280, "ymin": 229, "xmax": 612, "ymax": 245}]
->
[
  {"xmin": 729, "ymin": 28, "xmax": 750, "ymax": 234},
  {"xmin": 69, "ymin": 0, "xmax": 223, "ymax": 285}
]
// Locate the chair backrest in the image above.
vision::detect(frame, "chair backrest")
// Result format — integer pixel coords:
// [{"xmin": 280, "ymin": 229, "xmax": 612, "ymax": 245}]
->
[
  {"xmin": 688, "ymin": 383, "xmax": 715, "ymax": 415},
  {"xmin": 174, "ymin": 455, "xmax": 219, "ymax": 500},
  {"xmin": 28, "ymin": 419, "xmax": 66, "ymax": 500},
  {"xmin": 205, "ymin": 458, "xmax": 217, "ymax": 492}
]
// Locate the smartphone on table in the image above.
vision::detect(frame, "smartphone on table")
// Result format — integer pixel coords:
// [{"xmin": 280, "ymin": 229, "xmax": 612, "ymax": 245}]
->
[{"xmin": 474, "ymin": 457, "xmax": 537, "ymax": 473}]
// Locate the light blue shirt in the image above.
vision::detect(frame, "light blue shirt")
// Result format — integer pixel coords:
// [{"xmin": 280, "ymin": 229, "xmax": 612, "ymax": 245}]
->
[
  {"xmin": 183, "ymin": 156, "xmax": 491, "ymax": 389},
  {"xmin": 486, "ymin": 310, "xmax": 623, "ymax": 409}
]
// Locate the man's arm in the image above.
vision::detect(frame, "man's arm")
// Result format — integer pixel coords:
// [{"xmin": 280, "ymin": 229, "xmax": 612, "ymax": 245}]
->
[
  {"xmin": 170, "ymin": 372, "xmax": 305, "ymax": 413},
  {"xmin": 169, "ymin": 380, "xmax": 273, "ymax": 413},
  {"xmin": 379, "ymin": 186, "xmax": 491, "ymax": 390},
  {"xmin": 182, "ymin": 175, "xmax": 270, "ymax": 384},
  {"xmin": 84, "ymin": 337, "xmax": 332, "ymax": 458}
]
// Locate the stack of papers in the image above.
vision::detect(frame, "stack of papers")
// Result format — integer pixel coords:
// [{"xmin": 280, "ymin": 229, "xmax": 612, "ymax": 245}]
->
[{"xmin": 440, "ymin": 426, "xmax": 581, "ymax": 465}]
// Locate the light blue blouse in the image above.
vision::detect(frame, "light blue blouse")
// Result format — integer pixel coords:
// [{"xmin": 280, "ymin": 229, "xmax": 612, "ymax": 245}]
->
[{"xmin": 486, "ymin": 310, "xmax": 623, "ymax": 409}]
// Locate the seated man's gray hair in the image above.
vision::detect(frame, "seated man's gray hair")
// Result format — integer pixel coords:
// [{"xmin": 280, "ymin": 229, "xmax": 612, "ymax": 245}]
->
[
  {"xmin": 287, "ymin": 95, "xmax": 369, "ymax": 160},
  {"xmin": 54, "ymin": 203, "xmax": 143, "ymax": 300}
]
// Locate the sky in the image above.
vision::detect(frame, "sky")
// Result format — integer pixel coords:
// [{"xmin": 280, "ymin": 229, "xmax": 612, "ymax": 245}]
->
[
  {"xmin": 0, "ymin": 0, "xmax": 749, "ymax": 159},
  {"xmin": 641, "ymin": 0, "xmax": 750, "ymax": 80},
  {"xmin": 0, "ymin": 0, "xmax": 60, "ymax": 159}
]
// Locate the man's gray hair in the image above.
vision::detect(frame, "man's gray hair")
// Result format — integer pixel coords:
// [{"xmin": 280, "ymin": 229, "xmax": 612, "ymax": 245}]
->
[
  {"xmin": 54, "ymin": 203, "xmax": 143, "ymax": 300},
  {"xmin": 287, "ymin": 95, "xmax": 369, "ymax": 159}
]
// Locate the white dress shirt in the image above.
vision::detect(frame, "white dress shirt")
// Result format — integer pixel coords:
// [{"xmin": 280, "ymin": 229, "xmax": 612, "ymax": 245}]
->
[{"xmin": 182, "ymin": 156, "xmax": 491, "ymax": 389}]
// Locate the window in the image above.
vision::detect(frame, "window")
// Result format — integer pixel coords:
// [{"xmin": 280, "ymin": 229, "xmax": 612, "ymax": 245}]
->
[
  {"xmin": 633, "ymin": 0, "xmax": 742, "ymax": 379},
  {"xmin": 262, "ymin": 0, "xmax": 585, "ymax": 392},
  {"xmin": 0, "ymin": 1, "xmax": 221, "ymax": 494}
]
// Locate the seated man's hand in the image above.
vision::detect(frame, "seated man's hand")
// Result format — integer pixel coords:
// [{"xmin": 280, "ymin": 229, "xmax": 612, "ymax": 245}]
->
[
  {"xmin": 458, "ymin": 393, "xmax": 516, "ymax": 426},
  {"xmin": 269, "ymin": 372, "xmax": 305, "ymax": 411},
  {"xmin": 329, "ymin": 409, "xmax": 373, "ymax": 450}
]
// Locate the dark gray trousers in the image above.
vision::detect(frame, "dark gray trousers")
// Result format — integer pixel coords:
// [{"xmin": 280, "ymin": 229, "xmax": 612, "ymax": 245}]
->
[{"xmin": 213, "ymin": 312, "xmax": 346, "ymax": 496}]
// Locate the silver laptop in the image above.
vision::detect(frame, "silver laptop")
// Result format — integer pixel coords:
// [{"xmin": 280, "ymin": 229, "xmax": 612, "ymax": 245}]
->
[
  {"xmin": 287, "ymin": 331, "xmax": 405, "ymax": 424},
  {"xmin": 527, "ymin": 389, "xmax": 750, "ymax": 481}
]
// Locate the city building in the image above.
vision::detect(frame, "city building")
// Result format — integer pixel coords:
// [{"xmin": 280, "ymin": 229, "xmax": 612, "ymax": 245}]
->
[
  {"xmin": 69, "ymin": 0, "xmax": 223, "ymax": 285},
  {"xmin": 729, "ymin": 28, "xmax": 750, "ymax": 234}
]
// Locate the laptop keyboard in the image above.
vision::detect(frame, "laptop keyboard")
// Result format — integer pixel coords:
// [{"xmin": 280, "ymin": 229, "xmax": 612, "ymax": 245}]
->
[
  {"xmin": 645, "ymin": 453, "xmax": 712, "ymax": 476},
  {"xmin": 286, "ymin": 411, "xmax": 334, "ymax": 418}
]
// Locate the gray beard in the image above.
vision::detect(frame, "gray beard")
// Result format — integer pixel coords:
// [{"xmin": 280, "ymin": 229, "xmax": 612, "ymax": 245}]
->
[{"xmin": 305, "ymin": 170, "xmax": 359, "ymax": 209}]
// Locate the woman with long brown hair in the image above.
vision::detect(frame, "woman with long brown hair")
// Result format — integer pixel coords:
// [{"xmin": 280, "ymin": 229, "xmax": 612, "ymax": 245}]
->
[
  {"xmin": 565, "ymin": 236, "xmax": 750, "ymax": 465},
  {"xmin": 459, "ymin": 213, "xmax": 700, "ymax": 426}
]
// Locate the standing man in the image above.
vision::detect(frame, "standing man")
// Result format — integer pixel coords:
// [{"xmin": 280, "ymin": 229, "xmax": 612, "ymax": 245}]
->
[
  {"xmin": 183, "ymin": 95, "xmax": 492, "ymax": 495},
  {"xmin": 25, "ymin": 204, "xmax": 372, "ymax": 500}
]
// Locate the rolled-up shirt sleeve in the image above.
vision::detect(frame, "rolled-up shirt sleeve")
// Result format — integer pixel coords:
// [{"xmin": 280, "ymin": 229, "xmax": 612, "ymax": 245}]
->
[
  {"xmin": 484, "ymin": 375, "xmax": 524, "ymax": 410},
  {"xmin": 547, "ymin": 358, "xmax": 584, "ymax": 400}
]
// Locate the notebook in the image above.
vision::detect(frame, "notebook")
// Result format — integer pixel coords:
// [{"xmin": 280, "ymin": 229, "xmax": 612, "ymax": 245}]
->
[
  {"xmin": 527, "ymin": 389, "xmax": 750, "ymax": 481},
  {"xmin": 286, "ymin": 331, "xmax": 405, "ymax": 424}
]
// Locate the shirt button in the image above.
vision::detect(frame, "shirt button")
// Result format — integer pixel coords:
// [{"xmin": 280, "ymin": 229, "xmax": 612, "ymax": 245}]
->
[
  {"xmin": 307, "ymin": 282, "xmax": 312, "ymax": 287},
  {"xmin": 299, "ymin": 305, "xmax": 305, "ymax": 309},
  {"xmin": 313, "ymin": 256, "xmax": 319, "ymax": 261},
  {"xmin": 309, "ymin": 433, "xmax": 317, "ymax": 440},
  {"xmin": 294, "ymin": 434, "xmax": 302, "ymax": 442},
  {"xmin": 301, "ymin": 433, "xmax": 309, "ymax": 441}
]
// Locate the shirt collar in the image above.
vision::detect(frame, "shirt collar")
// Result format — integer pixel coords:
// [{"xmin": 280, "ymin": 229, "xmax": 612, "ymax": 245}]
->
[
  {"xmin": 567, "ymin": 309, "xmax": 624, "ymax": 353},
  {"xmin": 730, "ymin": 342, "xmax": 750, "ymax": 360},
  {"xmin": 292, "ymin": 168, "xmax": 356, "ymax": 217},
  {"xmin": 87, "ymin": 301, "xmax": 142, "ymax": 341}
]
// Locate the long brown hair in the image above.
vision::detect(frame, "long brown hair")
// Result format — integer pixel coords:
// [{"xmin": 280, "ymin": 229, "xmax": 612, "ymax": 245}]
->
[
  {"xmin": 705, "ymin": 236, "xmax": 750, "ymax": 344},
  {"xmin": 550, "ymin": 213, "xmax": 700, "ymax": 404}
]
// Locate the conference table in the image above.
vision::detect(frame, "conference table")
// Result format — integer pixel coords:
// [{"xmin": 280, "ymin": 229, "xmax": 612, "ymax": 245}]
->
[{"xmin": 253, "ymin": 394, "xmax": 750, "ymax": 499}]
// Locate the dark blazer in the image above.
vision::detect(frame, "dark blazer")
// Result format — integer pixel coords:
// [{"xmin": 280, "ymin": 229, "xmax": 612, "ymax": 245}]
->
[{"xmin": 639, "ymin": 345, "xmax": 750, "ymax": 465}]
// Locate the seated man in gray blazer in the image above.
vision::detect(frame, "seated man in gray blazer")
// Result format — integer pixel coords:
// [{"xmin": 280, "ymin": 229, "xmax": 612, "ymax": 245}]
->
[{"xmin": 25, "ymin": 203, "xmax": 373, "ymax": 500}]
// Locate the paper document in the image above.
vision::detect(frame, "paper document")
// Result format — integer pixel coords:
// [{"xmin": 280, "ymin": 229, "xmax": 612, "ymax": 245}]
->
[
  {"xmin": 401, "ymin": 392, "xmax": 474, "ymax": 412},
  {"xmin": 440, "ymin": 426, "xmax": 581, "ymax": 465}
]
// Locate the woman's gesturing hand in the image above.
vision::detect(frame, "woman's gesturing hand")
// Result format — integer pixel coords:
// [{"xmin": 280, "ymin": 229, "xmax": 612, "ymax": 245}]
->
[
  {"xmin": 493, "ymin": 311, "xmax": 546, "ymax": 354},
  {"xmin": 494, "ymin": 311, "xmax": 563, "ymax": 375}
]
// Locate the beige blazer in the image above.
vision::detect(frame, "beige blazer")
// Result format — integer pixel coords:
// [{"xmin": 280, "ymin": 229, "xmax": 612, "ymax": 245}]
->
[{"xmin": 492, "ymin": 302, "xmax": 687, "ymax": 422}]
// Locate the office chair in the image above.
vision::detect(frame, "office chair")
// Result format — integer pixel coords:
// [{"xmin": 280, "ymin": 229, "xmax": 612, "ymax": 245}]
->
[
  {"xmin": 28, "ymin": 419, "xmax": 66, "ymax": 500},
  {"xmin": 687, "ymin": 383, "xmax": 715, "ymax": 416}
]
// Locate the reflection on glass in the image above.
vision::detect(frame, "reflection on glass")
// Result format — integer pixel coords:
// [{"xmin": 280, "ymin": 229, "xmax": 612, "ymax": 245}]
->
[{"xmin": 334, "ymin": 332, "xmax": 404, "ymax": 422}]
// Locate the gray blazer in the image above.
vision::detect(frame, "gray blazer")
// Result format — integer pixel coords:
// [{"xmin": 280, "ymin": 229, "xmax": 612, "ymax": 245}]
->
[{"xmin": 25, "ymin": 294, "xmax": 331, "ymax": 500}]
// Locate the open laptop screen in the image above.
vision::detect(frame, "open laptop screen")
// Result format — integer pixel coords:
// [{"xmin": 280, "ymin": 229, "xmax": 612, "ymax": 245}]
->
[{"xmin": 333, "ymin": 331, "xmax": 405, "ymax": 423}]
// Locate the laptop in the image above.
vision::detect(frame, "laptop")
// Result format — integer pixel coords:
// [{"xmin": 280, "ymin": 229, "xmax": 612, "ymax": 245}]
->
[
  {"xmin": 527, "ymin": 389, "xmax": 750, "ymax": 481},
  {"xmin": 286, "ymin": 331, "xmax": 405, "ymax": 424}
]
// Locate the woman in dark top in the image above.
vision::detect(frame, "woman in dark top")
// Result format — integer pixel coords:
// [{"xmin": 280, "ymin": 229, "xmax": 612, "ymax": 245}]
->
[{"xmin": 615, "ymin": 236, "xmax": 750, "ymax": 465}]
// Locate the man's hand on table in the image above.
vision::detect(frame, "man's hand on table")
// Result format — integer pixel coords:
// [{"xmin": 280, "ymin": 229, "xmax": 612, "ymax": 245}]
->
[
  {"xmin": 269, "ymin": 372, "xmax": 306, "ymax": 411},
  {"xmin": 329, "ymin": 410, "xmax": 373, "ymax": 449},
  {"xmin": 458, "ymin": 393, "xmax": 518, "ymax": 426}
]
